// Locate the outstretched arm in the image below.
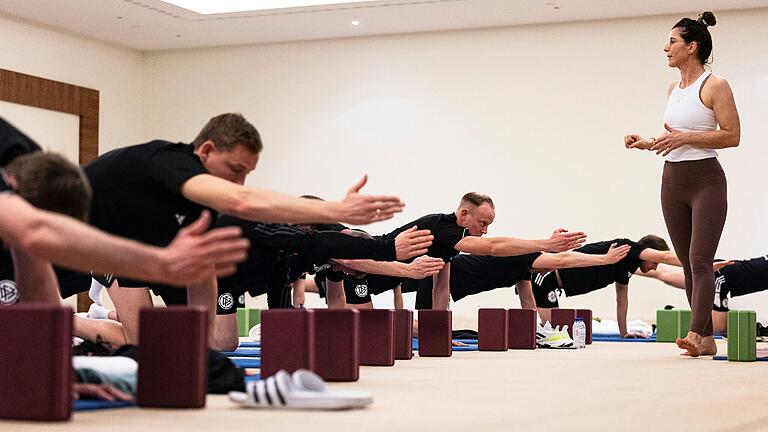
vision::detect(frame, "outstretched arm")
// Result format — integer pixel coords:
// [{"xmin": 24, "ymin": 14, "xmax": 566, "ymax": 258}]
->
[
  {"xmin": 638, "ymin": 248, "xmax": 681, "ymax": 267},
  {"xmin": 531, "ymin": 244, "xmax": 630, "ymax": 269},
  {"xmin": 432, "ymin": 263, "xmax": 452, "ymax": 310},
  {"xmin": 182, "ymin": 174, "xmax": 404, "ymax": 225},
  {"xmin": 455, "ymin": 228, "xmax": 587, "ymax": 256},
  {"xmin": 332, "ymin": 256, "xmax": 445, "ymax": 279},
  {"xmin": 0, "ymin": 196, "xmax": 248, "ymax": 286}
]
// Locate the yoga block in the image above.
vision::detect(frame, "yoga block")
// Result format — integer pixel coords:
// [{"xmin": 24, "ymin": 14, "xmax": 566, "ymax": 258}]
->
[
  {"xmin": 418, "ymin": 310, "xmax": 452, "ymax": 357},
  {"xmin": 358, "ymin": 309, "xmax": 395, "ymax": 366},
  {"xmin": 478, "ymin": 308, "xmax": 508, "ymax": 351},
  {"xmin": 508, "ymin": 308, "xmax": 537, "ymax": 350},
  {"xmin": 576, "ymin": 309, "xmax": 593, "ymax": 345},
  {"xmin": 313, "ymin": 309, "xmax": 359, "ymax": 381},
  {"xmin": 261, "ymin": 309, "xmax": 316, "ymax": 378},
  {"xmin": 394, "ymin": 309, "xmax": 414, "ymax": 360},
  {"xmin": 236, "ymin": 308, "xmax": 261, "ymax": 337},
  {"xmin": 727, "ymin": 310, "xmax": 757, "ymax": 362},
  {"xmin": 0, "ymin": 305, "xmax": 72, "ymax": 421},
  {"xmin": 656, "ymin": 309, "xmax": 691, "ymax": 342},
  {"xmin": 551, "ymin": 308, "xmax": 577, "ymax": 338},
  {"xmin": 137, "ymin": 306, "xmax": 208, "ymax": 408}
]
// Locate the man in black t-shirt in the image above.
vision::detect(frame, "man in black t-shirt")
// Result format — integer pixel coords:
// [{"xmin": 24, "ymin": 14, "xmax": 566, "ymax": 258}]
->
[
  {"xmin": 531, "ymin": 235, "xmax": 679, "ymax": 338},
  {"xmin": 66, "ymin": 112, "xmax": 408, "ymax": 344},
  {"xmin": 0, "ymin": 117, "xmax": 248, "ymax": 307},
  {"xmin": 358, "ymin": 192, "xmax": 588, "ymax": 309},
  {"xmin": 638, "ymin": 255, "xmax": 768, "ymax": 334}
]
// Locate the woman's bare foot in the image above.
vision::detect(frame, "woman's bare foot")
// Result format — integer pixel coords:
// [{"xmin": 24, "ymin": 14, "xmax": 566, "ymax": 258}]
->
[
  {"xmin": 698, "ymin": 336, "xmax": 717, "ymax": 356},
  {"xmin": 676, "ymin": 331, "xmax": 703, "ymax": 357}
]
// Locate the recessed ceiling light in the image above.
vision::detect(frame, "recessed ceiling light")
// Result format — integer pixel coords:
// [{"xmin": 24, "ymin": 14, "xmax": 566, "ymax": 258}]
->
[
  {"xmin": 351, "ymin": 20, "xmax": 360, "ymax": 26},
  {"xmin": 160, "ymin": 0, "xmax": 377, "ymax": 15}
]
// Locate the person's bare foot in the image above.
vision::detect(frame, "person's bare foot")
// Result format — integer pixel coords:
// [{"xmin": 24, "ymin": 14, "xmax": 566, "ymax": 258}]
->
[
  {"xmin": 699, "ymin": 336, "xmax": 717, "ymax": 356},
  {"xmin": 676, "ymin": 331, "xmax": 703, "ymax": 357}
]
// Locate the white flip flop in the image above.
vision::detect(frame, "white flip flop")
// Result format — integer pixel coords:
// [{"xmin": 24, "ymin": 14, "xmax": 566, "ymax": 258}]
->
[{"xmin": 229, "ymin": 369, "xmax": 372, "ymax": 410}]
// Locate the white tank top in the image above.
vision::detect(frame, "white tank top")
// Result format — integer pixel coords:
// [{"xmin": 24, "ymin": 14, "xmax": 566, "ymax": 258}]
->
[{"xmin": 662, "ymin": 71, "xmax": 718, "ymax": 162}]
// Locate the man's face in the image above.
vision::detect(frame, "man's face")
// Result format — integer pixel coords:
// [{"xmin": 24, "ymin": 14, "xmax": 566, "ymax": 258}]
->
[
  {"xmin": 197, "ymin": 141, "xmax": 259, "ymax": 185},
  {"xmin": 458, "ymin": 203, "xmax": 495, "ymax": 236},
  {"xmin": 639, "ymin": 260, "xmax": 658, "ymax": 273}
]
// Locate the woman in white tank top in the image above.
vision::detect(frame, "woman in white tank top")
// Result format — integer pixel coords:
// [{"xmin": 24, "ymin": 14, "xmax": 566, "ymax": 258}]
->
[{"xmin": 624, "ymin": 11, "xmax": 740, "ymax": 358}]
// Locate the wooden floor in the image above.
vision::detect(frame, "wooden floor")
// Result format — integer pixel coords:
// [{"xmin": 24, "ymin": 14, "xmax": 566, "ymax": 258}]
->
[{"xmin": 3, "ymin": 340, "xmax": 767, "ymax": 432}]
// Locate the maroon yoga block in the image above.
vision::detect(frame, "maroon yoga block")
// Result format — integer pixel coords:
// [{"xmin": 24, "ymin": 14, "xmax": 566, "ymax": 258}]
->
[
  {"xmin": 551, "ymin": 308, "xmax": 577, "ymax": 338},
  {"xmin": 313, "ymin": 309, "xmax": 359, "ymax": 381},
  {"xmin": 358, "ymin": 309, "xmax": 395, "ymax": 366},
  {"xmin": 137, "ymin": 307, "xmax": 208, "ymax": 408},
  {"xmin": 418, "ymin": 310, "xmax": 452, "ymax": 357},
  {"xmin": 576, "ymin": 309, "xmax": 593, "ymax": 344},
  {"xmin": 478, "ymin": 308, "xmax": 508, "ymax": 351},
  {"xmin": 507, "ymin": 308, "xmax": 537, "ymax": 350},
  {"xmin": 0, "ymin": 305, "xmax": 72, "ymax": 421},
  {"xmin": 260, "ymin": 309, "xmax": 316, "ymax": 379},
  {"xmin": 394, "ymin": 309, "xmax": 414, "ymax": 360}
]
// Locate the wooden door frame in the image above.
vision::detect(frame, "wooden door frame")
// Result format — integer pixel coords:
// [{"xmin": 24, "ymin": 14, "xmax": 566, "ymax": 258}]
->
[{"xmin": 0, "ymin": 68, "xmax": 99, "ymax": 311}]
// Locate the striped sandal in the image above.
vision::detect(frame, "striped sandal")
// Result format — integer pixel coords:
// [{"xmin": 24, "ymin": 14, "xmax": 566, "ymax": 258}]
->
[{"xmin": 229, "ymin": 369, "xmax": 372, "ymax": 410}]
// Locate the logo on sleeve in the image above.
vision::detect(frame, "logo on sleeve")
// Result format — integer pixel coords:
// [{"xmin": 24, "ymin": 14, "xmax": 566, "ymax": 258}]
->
[
  {"xmin": 0, "ymin": 280, "xmax": 18, "ymax": 305},
  {"xmin": 218, "ymin": 293, "xmax": 234, "ymax": 310},
  {"xmin": 355, "ymin": 283, "xmax": 368, "ymax": 298},
  {"xmin": 238, "ymin": 294, "xmax": 246, "ymax": 306},
  {"xmin": 175, "ymin": 214, "xmax": 187, "ymax": 226}
]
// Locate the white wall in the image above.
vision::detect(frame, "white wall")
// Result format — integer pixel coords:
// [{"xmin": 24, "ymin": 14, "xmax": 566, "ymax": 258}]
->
[
  {"xmin": 0, "ymin": 14, "xmax": 145, "ymax": 153},
  {"xmin": 141, "ymin": 8, "xmax": 768, "ymax": 322}
]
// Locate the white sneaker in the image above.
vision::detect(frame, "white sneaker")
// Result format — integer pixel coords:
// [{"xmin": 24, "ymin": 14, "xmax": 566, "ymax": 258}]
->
[
  {"xmin": 537, "ymin": 322, "xmax": 574, "ymax": 348},
  {"xmin": 248, "ymin": 323, "xmax": 261, "ymax": 342}
]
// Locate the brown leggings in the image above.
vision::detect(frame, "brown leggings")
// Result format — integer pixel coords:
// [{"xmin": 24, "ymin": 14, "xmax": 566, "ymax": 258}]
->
[{"xmin": 661, "ymin": 158, "xmax": 727, "ymax": 337}]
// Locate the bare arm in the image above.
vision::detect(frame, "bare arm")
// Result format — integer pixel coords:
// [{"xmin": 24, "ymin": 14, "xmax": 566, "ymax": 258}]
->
[
  {"xmin": 0, "ymin": 196, "xmax": 247, "ymax": 285},
  {"xmin": 11, "ymin": 248, "xmax": 61, "ymax": 304},
  {"xmin": 393, "ymin": 285, "xmax": 404, "ymax": 310},
  {"xmin": 638, "ymin": 248, "xmax": 681, "ymax": 267},
  {"xmin": 455, "ymin": 229, "xmax": 587, "ymax": 256},
  {"xmin": 517, "ymin": 279, "xmax": 536, "ymax": 309},
  {"xmin": 635, "ymin": 268, "xmax": 686, "ymax": 289},
  {"xmin": 181, "ymin": 174, "xmax": 403, "ymax": 225},
  {"xmin": 432, "ymin": 262, "xmax": 452, "ymax": 310},
  {"xmin": 616, "ymin": 282, "xmax": 630, "ymax": 336},
  {"xmin": 292, "ymin": 278, "xmax": 306, "ymax": 307},
  {"xmin": 325, "ymin": 280, "xmax": 347, "ymax": 309},
  {"xmin": 531, "ymin": 244, "xmax": 630, "ymax": 269},
  {"xmin": 186, "ymin": 275, "xmax": 217, "ymax": 348},
  {"xmin": 332, "ymin": 256, "xmax": 445, "ymax": 279}
]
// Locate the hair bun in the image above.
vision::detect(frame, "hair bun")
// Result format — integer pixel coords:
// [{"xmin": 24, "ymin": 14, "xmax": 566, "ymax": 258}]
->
[{"xmin": 698, "ymin": 11, "xmax": 717, "ymax": 27}]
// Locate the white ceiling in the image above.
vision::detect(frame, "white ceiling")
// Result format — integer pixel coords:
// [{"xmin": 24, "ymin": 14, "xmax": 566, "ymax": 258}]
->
[{"xmin": 0, "ymin": 0, "xmax": 766, "ymax": 51}]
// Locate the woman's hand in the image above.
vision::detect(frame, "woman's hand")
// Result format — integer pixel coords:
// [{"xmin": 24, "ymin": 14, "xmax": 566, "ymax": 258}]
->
[
  {"xmin": 649, "ymin": 124, "xmax": 689, "ymax": 156},
  {"xmin": 624, "ymin": 134, "xmax": 655, "ymax": 150}
]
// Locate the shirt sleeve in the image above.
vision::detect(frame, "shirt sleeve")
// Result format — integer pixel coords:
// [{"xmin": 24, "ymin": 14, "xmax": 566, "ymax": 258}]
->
[
  {"xmin": 0, "ymin": 117, "xmax": 42, "ymax": 167},
  {"xmin": 147, "ymin": 144, "xmax": 208, "ymax": 194}
]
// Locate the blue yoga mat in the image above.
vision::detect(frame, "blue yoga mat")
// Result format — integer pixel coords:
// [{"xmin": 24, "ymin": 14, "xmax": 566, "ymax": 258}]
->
[
  {"xmin": 222, "ymin": 348, "xmax": 261, "ymax": 357},
  {"xmin": 592, "ymin": 335, "xmax": 658, "ymax": 342},
  {"xmin": 238, "ymin": 341, "xmax": 261, "ymax": 348},
  {"xmin": 231, "ymin": 358, "xmax": 261, "ymax": 368},
  {"xmin": 244, "ymin": 374, "xmax": 261, "ymax": 381},
  {"xmin": 74, "ymin": 400, "xmax": 135, "ymax": 412},
  {"xmin": 412, "ymin": 339, "xmax": 479, "ymax": 351}
]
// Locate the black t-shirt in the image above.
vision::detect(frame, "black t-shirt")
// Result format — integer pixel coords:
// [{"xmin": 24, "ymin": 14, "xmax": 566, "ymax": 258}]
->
[
  {"xmin": 558, "ymin": 239, "xmax": 647, "ymax": 296},
  {"xmin": 383, "ymin": 213, "xmax": 467, "ymax": 262},
  {"xmin": 0, "ymin": 174, "xmax": 10, "ymax": 193},
  {"xmin": 719, "ymin": 255, "xmax": 768, "ymax": 297},
  {"xmin": 84, "ymin": 140, "xmax": 210, "ymax": 247},
  {"xmin": 450, "ymin": 253, "xmax": 542, "ymax": 301},
  {"xmin": 0, "ymin": 117, "xmax": 42, "ymax": 168}
]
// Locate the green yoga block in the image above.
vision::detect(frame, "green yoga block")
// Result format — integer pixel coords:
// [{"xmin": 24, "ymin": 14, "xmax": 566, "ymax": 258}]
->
[
  {"xmin": 727, "ymin": 310, "xmax": 756, "ymax": 362},
  {"xmin": 236, "ymin": 308, "xmax": 261, "ymax": 337},
  {"xmin": 656, "ymin": 309, "xmax": 691, "ymax": 342}
]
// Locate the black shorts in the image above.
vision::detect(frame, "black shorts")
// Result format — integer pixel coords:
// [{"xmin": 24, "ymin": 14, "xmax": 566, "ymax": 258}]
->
[
  {"xmin": 56, "ymin": 268, "xmax": 94, "ymax": 299},
  {"xmin": 344, "ymin": 275, "xmax": 401, "ymax": 305},
  {"xmin": 531, "ymin": 271, "xmax": 560, "ymax": 308},
  {"xmin": 713, "ymin": 270, "xmax": 730, "ymax": 312}
]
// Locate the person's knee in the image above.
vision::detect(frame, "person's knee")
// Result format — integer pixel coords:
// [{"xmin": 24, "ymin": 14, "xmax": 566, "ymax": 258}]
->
[{"xmin": 689, "ymin": 255, "xmax": 714, "ymax": 275}]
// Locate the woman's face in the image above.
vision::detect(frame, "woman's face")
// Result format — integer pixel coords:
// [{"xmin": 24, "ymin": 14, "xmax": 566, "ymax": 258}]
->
[{"xmin": 664, "ymin": 28, "xmax": 694, "ymax": 68}]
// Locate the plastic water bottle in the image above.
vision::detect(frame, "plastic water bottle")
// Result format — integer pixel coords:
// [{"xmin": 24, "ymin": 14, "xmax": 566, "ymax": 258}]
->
[{"xmin": 573, "ymin": 318, "xmax": 586, "ymax": 349}]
